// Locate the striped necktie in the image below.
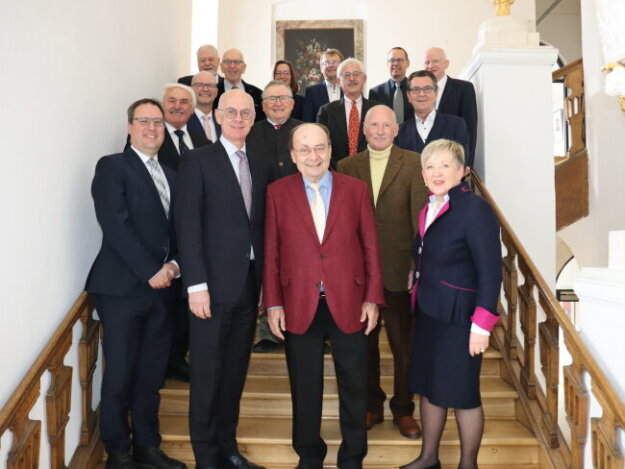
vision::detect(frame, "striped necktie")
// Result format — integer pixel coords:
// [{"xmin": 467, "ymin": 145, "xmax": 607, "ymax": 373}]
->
[{"xmin": 146, "ymin": 158, "xmax": 170, "ymax": 215}]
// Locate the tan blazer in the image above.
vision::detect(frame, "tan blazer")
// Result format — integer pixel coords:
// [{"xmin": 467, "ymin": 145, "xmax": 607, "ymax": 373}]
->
[{"xmin": 338, "ymin": 145, "xmax": 428, "ymax": 292}]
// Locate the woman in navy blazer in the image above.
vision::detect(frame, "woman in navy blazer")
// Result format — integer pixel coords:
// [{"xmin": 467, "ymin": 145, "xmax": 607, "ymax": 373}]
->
[{"xmin": 400, "ymin": 139, "xmax": 502, "ymax": 469}]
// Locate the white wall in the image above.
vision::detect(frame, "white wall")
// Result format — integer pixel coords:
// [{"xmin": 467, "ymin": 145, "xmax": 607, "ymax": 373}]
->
[
  {"xmin": 213, "ymin": 0, "xmax": 535, "ymax": 92},
  {"xmin": 538, "ymin": 13, "xmax": 582, "ymax": 63},
  {"xmin": 558, "ymin": 0, "xmax": 625, "ymax": 267},
  {"xmin": 0, "ymin": 0, "xmax": 191, "ymax": 463}
]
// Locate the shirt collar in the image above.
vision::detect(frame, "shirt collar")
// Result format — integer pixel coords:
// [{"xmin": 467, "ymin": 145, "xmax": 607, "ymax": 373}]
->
[
  {"xmin": 165, "ymin": 121, "xmax": 188, "ymax": 134},
  {"xmin": 194, "ymin": 108, "xmax": 212, "ymax": 119},
  {"xmin": 303, "ymin": 169, "xmax": 333, "ymax": 189},
  {"xmin": 219, "ymin": 135, "xmax": 246, "ymax": 154},
  {"xmin": 131, "ymin": 146, "xmax": 159, "ymax": 165},
  {"xmin": 438, "ymin": 74, "xmax": 448, "ymax": 90},
  {"xmin": 416, "ymin": 109, "xmax": 436, "ymax": 125}
]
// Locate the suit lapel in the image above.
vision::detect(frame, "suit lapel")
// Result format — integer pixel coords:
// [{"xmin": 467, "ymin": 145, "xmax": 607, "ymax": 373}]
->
[
  {"xmin": 323, "ymin": 171, "xmax": 344, "ymax": 243},
  {"xmin": 125, "ymin": 148, "xmax": 169, "ymax": 222},
  {"xmin": 215, "ymin": 142, "xmax": 250, "ymax": 221},
  {"xmin": 427, "ymin": 113, "xmax": 443, "ymax": 144},
  {"xmin": 354, "ymin": 152, "xmax": 373, "ymax": 200},
  {"xmin": 290, "ymin": 175, "xmax": 320, "ymax": 244},
  {"xmin": 336, "ymin": 99, "xmax": 349, "ymax": 147},
  {"xmin": 438, "ymin": 76, "xmax": 453, "ymax": 110},
  {"xmin": 377, "ymin": 145, "xmax": 404, "ymax": 200}
]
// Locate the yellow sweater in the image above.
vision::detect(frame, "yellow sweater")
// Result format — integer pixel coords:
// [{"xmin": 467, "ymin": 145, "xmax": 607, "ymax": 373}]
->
[{"xmin": 368, "ymin": 145, "xmax": 391, "ymax": 206}]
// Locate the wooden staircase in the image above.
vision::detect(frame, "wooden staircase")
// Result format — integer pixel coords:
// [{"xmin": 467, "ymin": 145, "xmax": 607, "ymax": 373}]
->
[{"xmin": 153, "ymin": 328, "xmax": 541, "ymax": 469}]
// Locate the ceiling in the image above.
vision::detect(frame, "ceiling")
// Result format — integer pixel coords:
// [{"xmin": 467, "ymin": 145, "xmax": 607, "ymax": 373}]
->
[{"xmin": 535, "ymin": 0, "xmax": 581, "ymax": 17}]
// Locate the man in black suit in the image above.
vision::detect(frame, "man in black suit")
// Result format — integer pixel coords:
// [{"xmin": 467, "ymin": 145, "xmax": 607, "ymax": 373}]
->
[
  {"xmin": 216, "ymin": 48, "xmax": 264, "ymax": 122},
  {"xmin": 301, "ymin": 48, "xmax": 344, "ymax": 122},
  {"xmin": 395, "ymin": 70, "xmax": 470, "ymax": 167},
  {"xmin": 424, "ymin": 47, "xmax": 478, "ymax": 165},
  {"xmin": 178, "ymin": 44, "xmax": 224, "ymax": 88},
  {"xmin": 175, "ymin": 89, "xmax": 273, "ymax": 469},
  {"xmin": 86, "ymin": 99, "xmax": 186, "ymax": 469},
  {"xmin": 159, "ymin": 83, "xmax": 212, "ymax": 172},
  {"xmin": 317, "ymin": 58, "xmax": 378, "ymax": 164},
  {"xmin": 188, "ymin": 71, "xmax": 221, "ymax": 141},
  {"xmin": 369, "ymin": 47, "xmax": 413, "ymax": 124}
]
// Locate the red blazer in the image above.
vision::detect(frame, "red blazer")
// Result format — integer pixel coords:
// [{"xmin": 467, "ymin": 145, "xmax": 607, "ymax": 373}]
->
[{"xmin": 263, "ymin": 171, "xmax": 385, "ymax": 334}]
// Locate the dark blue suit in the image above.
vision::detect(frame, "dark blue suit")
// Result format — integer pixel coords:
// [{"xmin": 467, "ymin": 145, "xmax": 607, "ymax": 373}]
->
[
  {"xmin": 302, "ymin": 81, "xmax": 342, "ymax": 123},
  {"xmin": 368, "ymin": 78, "xmax": 412, "ymax": 122},
  {"xmin": 85, "ymin": 147, "xmax": 178, "ymax": 454},
  {"xmin": 438, "ymin": 77, "xmax": 478, "ymax": 166},
  {"xmin": 187, "ymin": 112, "xmax": 221, "ymax": 142},
  {"xmin": 395, "ymin": 112, "xmax": 471, "ymax": 167}
]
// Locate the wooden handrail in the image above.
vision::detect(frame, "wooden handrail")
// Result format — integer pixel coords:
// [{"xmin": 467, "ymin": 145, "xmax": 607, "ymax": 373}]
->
[
  {"xmin": 0, "ymin": 291, "xmax": 103, "ymax": 469},
  {"xmin": 552, "ymin": 58, "xmax": 583, "ymax": 81},
  {"xmin": 471, "ymin": 171, "xmax": 625, "ymax": 468}
]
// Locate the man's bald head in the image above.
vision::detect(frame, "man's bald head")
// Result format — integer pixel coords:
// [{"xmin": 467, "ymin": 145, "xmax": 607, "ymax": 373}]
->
[{"xmin": 423, "ymin": 47, "xmax": 450, "ymax": 82}]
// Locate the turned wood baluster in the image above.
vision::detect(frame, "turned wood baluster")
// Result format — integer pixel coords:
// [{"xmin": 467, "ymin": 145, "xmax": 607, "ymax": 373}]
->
[
  {"xmin": 7, "ymin": 385, "xmax": 41, "ymax": 469},
  {"xmin": 564, "ymin": 358, "xmax": 588, "ymax": 469},
  {"xmin": 517, "ymin": 256, "xmax": 537, "ymax": 399},
  {"xmin": 501, "ymin": 230, "xmax": 519, "ymax": 359},
  {"xmin": 79, "ymin": 301, "xmax": 99, "ymax": 446},
  {"xmin": 538, "ymin": 291, "xmax": 560, "ymax": 448},
  {"xmin": 591, "ymin": 386, "xmax": 625, "ymax": 469}
]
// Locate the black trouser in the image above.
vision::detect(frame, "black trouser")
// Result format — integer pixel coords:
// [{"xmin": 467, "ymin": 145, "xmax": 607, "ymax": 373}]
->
[
  {"xmin": 92, "ymin": 292, "xmax": 171, "ymax": 454},
  {"xmin": 367, "ymin": 289, "xmax": 414, "ymax": 418},
  {"xmin": 188, "ymin": 266, "xmax": 258, "ymax": 467},
  {"xmin": 285, "ymin": 298, "xmax": 368, "ymax": 469}
]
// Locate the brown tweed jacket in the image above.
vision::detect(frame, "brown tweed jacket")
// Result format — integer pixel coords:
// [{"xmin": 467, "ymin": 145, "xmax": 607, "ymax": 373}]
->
[{"xmin": 338, "ymin": 144, "xmax": 428, "ymax": 292}]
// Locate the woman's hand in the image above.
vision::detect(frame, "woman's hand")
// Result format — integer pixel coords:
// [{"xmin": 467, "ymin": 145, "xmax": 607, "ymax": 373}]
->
[{"xmin": 469, "ymin": 332, "xmax": 489, "ymax": 357}]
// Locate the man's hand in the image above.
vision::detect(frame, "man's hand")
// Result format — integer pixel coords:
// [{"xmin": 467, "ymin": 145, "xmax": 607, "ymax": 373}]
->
[
  {"xmin": 360, "ymin": 302, "xmax": 379, "ymax": 336},
  {"xmin": 148, "ymin": 263, "xmax": 177, "ymax": 289},
  {"xmin": 189, "ymin": 290, "xmax": 211, "ymax": 319},
  {"xmin": 407, "ymin": 271, "xmax": 414, "ymax": 291},
  {"xmin": 268, "ymin": 307, "xmax": 286, "ymax": 340},
  {"xmin": 469, "ymin": 332, "xmax": 489, "ymax": 357}
]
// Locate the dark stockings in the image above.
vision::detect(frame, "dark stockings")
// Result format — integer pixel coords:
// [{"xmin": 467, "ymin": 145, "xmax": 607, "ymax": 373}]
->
[{"xmin": 454, "ymin": 405, "xmax": 484, "ymax": 469}]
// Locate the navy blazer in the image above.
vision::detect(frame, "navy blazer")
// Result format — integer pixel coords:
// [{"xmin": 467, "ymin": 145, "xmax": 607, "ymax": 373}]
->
[
  {"xmin": 368, "ymin": 78, "xmax": 412, "ymax": 122},
  {"xmin": 302, "ymin": 81, "xmax": 343, "ymax": 123},
  {"xmin": 216, "ymin": 79, "xmax": 265, "ymax": 122},
  {"xmin": 187, "ymin": 112, "xmax": 221, "ymax": 142},
  {"xmin": 395, "ymin": 112, "xmax": 471, "ymax": 167},
  {"xmin": 411, "ymin": 182, "xmax": 501, "ymax": 330},
  {"xmin": 85, "ymin": 148, "xmax": 177, "ymax": 298},
  {"xmin": 438, "ymin": 77, "xmax": 478, "ymax": 166},
  {"xmin": 175, "ymin": 140, "xmax": 273, "ymax": 303},
  {"xmin": 158, "ymin": 127, "xmax": 211, "ymax": 171}
]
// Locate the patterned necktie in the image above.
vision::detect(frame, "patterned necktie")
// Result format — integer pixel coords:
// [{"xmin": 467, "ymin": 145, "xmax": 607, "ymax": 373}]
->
[
  {"xmin": 236, "ymin": 150, "xmax": 252, "ymax": 217},
  {"xmin": 275, "ymin": 123, "xmax": 282, "ymax": 130},
  {"xmin": 309, "ymin": 182, "xmax": 326, "ymax": 243},
  {"xmin": 348, "ymin": 99, "xmax": 359, "ymax": 156},
  {"xmin": 393, "ymin": 83, "xmax": 404, "ymax": 124},
  {"xmin": 174, "ymin": 129, "xmax": 190, "ymax": 155},
  {"xmin": 146, "ymin": 158, "xmax": 170, "ymax": 215},
  {"xmin": 200, "ymin": 114, "xmax": 213, "ymax": 141}
]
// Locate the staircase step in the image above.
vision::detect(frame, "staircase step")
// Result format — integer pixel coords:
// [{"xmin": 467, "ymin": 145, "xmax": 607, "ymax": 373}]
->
[
  {"xmin": 159, "ymin": 416, "xmax": 539, "ymax": 468},
  {"xmin": 160, "ymin": 375, "xmax": 517, "ymax": 419}
]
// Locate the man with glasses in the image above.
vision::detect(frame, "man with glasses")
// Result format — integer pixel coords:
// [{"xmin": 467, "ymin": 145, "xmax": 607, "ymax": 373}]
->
[
  {"xmin": 175, "ymin": 89, "xmax": 273, "ymax": 469},
  {"xmin": 302, "ymin": 48, "xmax": 344, "ymax": 122},
  {"xmin": 263, "ymin": 122, "xmax": 384, "ymax": 469},
  {"xmin": 396, "ymin": 70, "xmax": 470, "ymax": 167},
  {"xmin": 423, "ymin": 47, "xmax": 478, "ymax": 166},
  {"xmin": 369, "ymin": 47, "xmax": 413, "ymax": 124},
  {"xmin": 158, "ymin": 83, "xmax": 211, "ymax": 172},
  {"xmin": 86, "ymin": 98, "xmax": 187, "ymax": 469},
  {"xmin": 187, "ymin": 71, "xmax": 221, "ymax": 141},
  {"xmin": 318, "ymin": 58, "xmax": 379, "ymax": 163},
  {"xmin": 247, "ymin": 80, "xmax": 303, "ymax": 354},
  {"xmin": 216, "ymin": 48, "xmax": 264, "ymax": 122},
  {"xmin": 178, "ymin": 44, "xmax": 224, "ymax": 88}
]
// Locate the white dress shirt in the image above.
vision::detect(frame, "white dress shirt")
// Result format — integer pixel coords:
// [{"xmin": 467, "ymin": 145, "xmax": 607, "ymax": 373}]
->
[{"xmin": 165, "ymin": 122, "xmax": 194, "ymax": 154}]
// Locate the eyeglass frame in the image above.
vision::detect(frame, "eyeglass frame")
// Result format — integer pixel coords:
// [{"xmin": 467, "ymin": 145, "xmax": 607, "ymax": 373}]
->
[
  {"xmin": 407, "ymin": 86, "xmax": 437, "ymax": 95},
  {"xmin": 262, "ymin": 95, "xmax": 294, "ymax": 104},
  {"xmin": 192, "ymin": 83, "xmax": 217, "ymax": 90},
  {"xmin": 218, "ymin": 107, "xmax": 255, "ymax": 120},
  {"xmin": 132, "ymin": 117, "xmax": 165, "ymax": 127},
  {"xmin": 293, "ymin": 144, "xmax": 329, "ymax": 156}
]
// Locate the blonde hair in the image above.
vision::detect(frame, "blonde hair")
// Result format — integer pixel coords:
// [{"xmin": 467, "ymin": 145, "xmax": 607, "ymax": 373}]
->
[{"xmin": 421, "ymin": 139, "xmax": 465, "ymax": 167}]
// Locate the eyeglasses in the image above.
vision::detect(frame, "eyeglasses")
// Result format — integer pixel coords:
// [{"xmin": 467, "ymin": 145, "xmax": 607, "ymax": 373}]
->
[
  {"xmin": 408, "ymin": 86, "xmax": 436, "ymax": 95},
  {"xmin": 340, "ymin": 71, "xmax": 363, "ymax": 79},
  {"xmin": 365, "ymin": 122, "xmax": 396, "ymax": 130},
  {"xmin": 192, "ymin": 83, "xmax": 217, "ymax": 89},
  {"xmin": 219, "ymin": 107, "xmax": 254, "ymax": 120},
  {"xmin": 387, "ymin": 58, "xmax": 407, "ymax": 64},
  {"xmin": 263, "ymin": 95, "xmax": 293, "ymax": 104},
  {"xmin": 222, "ymin": 59, "xmax": 244, "ymax": 66},
  {"xmin": 133, "ymin": 117, "xmax": 165, "ymax": 127},
  {"xmin": 294, "ymin": 144, "xmax": 328, "ymax": 156},
  {"xmin": 322, "ymin": 60, "xmax": 340, "ymax": 67},
  {"xmin": 274, "ymin": 71, "xmax": 291, "ymax": 77}
]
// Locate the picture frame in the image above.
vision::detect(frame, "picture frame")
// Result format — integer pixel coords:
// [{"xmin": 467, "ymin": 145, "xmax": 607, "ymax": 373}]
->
[{"xmin": 276, "ymin": 19, "xmax": 364, "ymax": 92}]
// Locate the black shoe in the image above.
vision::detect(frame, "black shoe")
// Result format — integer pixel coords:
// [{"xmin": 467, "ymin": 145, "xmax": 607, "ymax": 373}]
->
[
  {"xmin": 133, "ymin": 446, "xmax": 187, "ymax": 469},
  {"xmin": 294, "ymin": 465, "xmax": 323, "ymax": 469},
  {"xmin": 252, "ymin": 339, "xmax": 283, "ymax": 353},
  {"xmin": 166, "ymin": 362, "xmax": 190, "ymax": 382},
  {"xmin": 218, "ymin": 454, "xmax": 266, "ymax": 469},
  {"xmin": 106, "ymin": 452, "xmax": 148, "ymax": 469},
  {"xmin": 196, "ymin": 466, "xmax": 219, "ymax": 469}
]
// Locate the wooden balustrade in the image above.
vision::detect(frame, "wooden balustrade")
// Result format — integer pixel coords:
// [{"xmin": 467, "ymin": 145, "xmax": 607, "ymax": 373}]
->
[
  {"xmin": 0, "ymin": 292, "xmax": 103, "ymax": 469},
  {"xmin": 471, "ymin": 171, "xmax": 625, "ymax": 469}
]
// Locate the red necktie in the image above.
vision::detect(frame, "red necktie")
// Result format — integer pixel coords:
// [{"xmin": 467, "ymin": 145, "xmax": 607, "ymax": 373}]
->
[
  {"xmin": 275, "ymin": 124, "xmax": 282, "ymax": 130},
  {"xmin": 348, "ymin": 99, "xmax": 359, "ymax": 156}
]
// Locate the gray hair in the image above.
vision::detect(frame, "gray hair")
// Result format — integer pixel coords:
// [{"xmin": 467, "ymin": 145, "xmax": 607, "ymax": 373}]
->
[
  {"xmin": 262, "ymin": 80, "xmax": 293, "ymax": 98},
  {"xmin": 163, "ymin": 82, "xmax": 197, "ymax": 108},
  {"xmin": 421, "ymin": 139, "xmax": 465, "ymax": 168},
  {"xmin": 338, "ymin": 57, "xmax": 364, "ymax": 77}
]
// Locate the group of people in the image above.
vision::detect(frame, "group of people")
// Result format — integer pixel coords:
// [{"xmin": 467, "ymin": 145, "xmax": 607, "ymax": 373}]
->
[{"xmin": 85, "ymin": 42, "xmax": 502, "ymax": 469}]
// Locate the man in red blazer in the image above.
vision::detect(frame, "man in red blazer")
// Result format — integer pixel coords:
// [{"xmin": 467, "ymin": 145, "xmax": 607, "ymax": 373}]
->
[{"xmin": 263, "ymin": 123, "xmax": 385, "ymax": 469}]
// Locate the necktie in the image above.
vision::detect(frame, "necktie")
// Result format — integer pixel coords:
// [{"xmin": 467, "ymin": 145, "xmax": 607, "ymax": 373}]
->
[
  {"xmin": 393, "ymin": 83, "xmax": 404, "ymax": 124},
  {"xmin": 146, "ymin": 158, "xmax": 170, "ymax": 215},
  {"xmin": 275, "ymin": 123, "xmax": 282, "ymax": 130},
  {"xmin": 309, "ymin": 182, "xmax": 326, "ymax": 243},
  {"xmin": 348, "ymin": 99, "xmax": 359, "ymax": 156},
  {"xmin": 173, "ymin": 129, "xmax": 190, "ymax": 155},
  {"xmin": 200, "ymin": 114, "xmax": 213, "ymax": 141},
  {"xmin": 236, "ymin": 150, "xmax": 252, "ymax": 217}
]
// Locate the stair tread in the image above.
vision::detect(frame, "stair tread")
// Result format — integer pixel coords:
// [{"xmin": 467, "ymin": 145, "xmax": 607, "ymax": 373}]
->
[{"xmin": 160, "ymin": 415, "xmax": 537, "ymax": 446}]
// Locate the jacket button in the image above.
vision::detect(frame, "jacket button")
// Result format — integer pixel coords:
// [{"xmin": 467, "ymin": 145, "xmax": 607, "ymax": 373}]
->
[
  {"xmin": 418, "ymin": 247, "xmax": 422, "ymax": 254},
  {"xmin": 319, "ymin": 255, "xmax": 325, "ymax": 260},
  {"xmin": 278, "ymin": 162, "xmax": 284, "ymax": 167},
  {"xmin": 415, "ymin": 272, "xmax": 420, "ymax": 279}
]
